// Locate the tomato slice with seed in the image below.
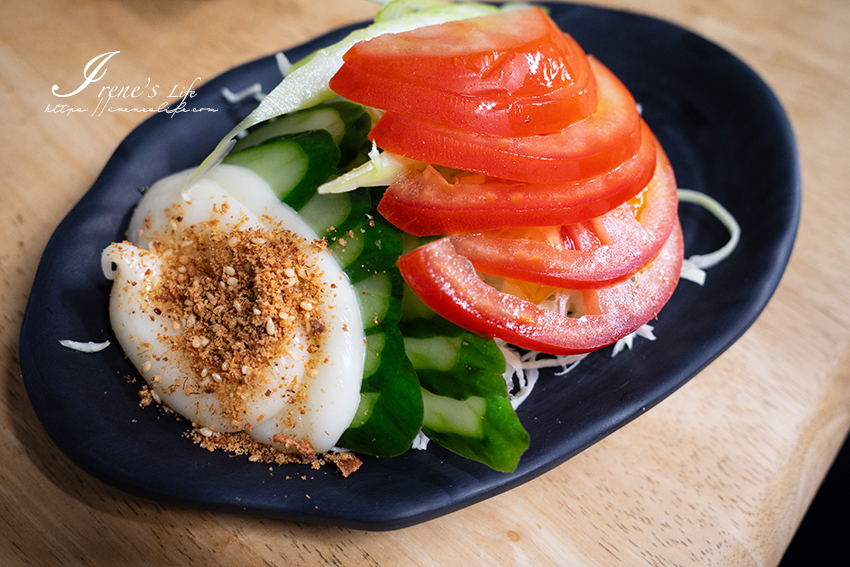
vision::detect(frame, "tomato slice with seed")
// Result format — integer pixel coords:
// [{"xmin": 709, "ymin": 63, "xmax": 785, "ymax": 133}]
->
[
  {"xmin": 331, "ymin": 7, "xmax": 597, "ymax": 137},
  {"xmin": 377, "ymin": 120, "xmax": 656, "ymax": 236},
  {"xmin": 369, "ymin": 57, "xmax": 641, "ymax": 183},
  {"xmin": 397, "ymin": 221, "xmax": 683, "ymax": 355},
  {"xmin": 449, "ymin": 141, "xmax": 678, "ymax": 288}
]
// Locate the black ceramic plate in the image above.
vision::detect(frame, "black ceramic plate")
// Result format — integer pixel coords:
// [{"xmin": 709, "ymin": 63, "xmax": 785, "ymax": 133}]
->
[{"xmin": 20, "ymin": 3, "xmax": 799, "ymax": 530}]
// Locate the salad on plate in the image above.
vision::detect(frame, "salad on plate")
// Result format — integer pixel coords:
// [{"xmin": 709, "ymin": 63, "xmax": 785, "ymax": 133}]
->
[{"xmin": 100, "ymin": 0, "xmax": 737, "ymax": 475}]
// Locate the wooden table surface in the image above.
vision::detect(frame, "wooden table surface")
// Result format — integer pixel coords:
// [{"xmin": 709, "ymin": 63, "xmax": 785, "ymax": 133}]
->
[{"xmin": 2, "ymin": 0, "xmax": 849, "ymax": 565}]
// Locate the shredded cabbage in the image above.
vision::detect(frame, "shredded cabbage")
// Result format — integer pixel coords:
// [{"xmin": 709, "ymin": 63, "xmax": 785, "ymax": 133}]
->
[
  {"xmin": 499, "ymin": 341, "xmax": 586, "ymax": 409},
  {"xmin": 221, "ymin": 83, "xmax": 265, "ymax": 104},
  {"xmin": 59, "ymin": 340, "xmax": 111, "ymax": 353},
  {"xmin": 611, "ymin": 324, "xmax": 656, "ymax": 357},
  {"xmin": 678, "ymin": 189, "xmax": 741, "ymax": 271}
]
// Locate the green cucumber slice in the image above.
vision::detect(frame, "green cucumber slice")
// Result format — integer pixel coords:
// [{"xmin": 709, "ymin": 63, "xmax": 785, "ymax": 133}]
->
[
  {"xmin": 222, "ymin": 130, "xmax": 340, "ymax": 209},
  {"xmin": 421, "ymin": 390, "xmax": 526, "ymax": 473},
  {"xmin": 338, "ymin": 327, "xmax": 424, "ymax": 457},
  {"xmin": 232, "ymin": 101, "xmax": 371, "ymax": 167},
  {"xmin": 327, "ymin": 217, "xmax": 405, "ymax": 284},
  {"xmin": 354, "ymin": 268, "xmax": 404, "ymax": 332},
  {"xmin": 400, "ymin": 316, "xmax": 529, "ymax": 472},
  {"xmin": 297, "ymin": 189, "xmax": 372, "ymax": 237}
]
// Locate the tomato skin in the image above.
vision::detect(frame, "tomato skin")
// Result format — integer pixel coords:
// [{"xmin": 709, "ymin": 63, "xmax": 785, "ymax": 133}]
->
[
  {"xmin": 377, "ymin": 120, "xmax": 657, "ymax": 236},
  {"xmin": 449, "ymin": 141, "xmax": 678, "ymax": 289},
  {"xmin": 397, "ymin": 221, "xmax": 683, "ymax": 355},
  {"xmin": 369, "ymin": 57, "xmax": 641, "ymax": 183},
  {"xmin": 331, "ymin": 28, "xmax": 597, "ymax": 137}
]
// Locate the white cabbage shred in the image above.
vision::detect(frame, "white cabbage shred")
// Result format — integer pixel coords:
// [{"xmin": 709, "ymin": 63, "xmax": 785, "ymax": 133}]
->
[
  {"xmin": 59, "ymin": 340, "xmax": 111, "ymax": 353},
  {"xmin": 678, "ymin": 188, "xmax": 741, "ymax": 284},
  {"xmin": 221, "ymin": 83, "xmax": 265, "ymax": 104}
]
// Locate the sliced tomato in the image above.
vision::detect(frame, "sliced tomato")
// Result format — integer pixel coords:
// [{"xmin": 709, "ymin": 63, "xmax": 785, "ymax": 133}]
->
[
  {"xmin": 331, "ymin": 7, "xmax": 597, "ymax": 136},
  {"xmin": 369, "ymin": 57, "xmax": 641, "ymax": 183},
  {"xmin": 449, "ymin": 141, "xmax": 678, "ymax": 288},
  {"xmin": 377, "ymin": 120, "xmax": 656, "ymax": 236},
  {"xmin": 335, "ymin": 8, "xmax": 579, "ymax": 97},
  {"xmin": 397, "ymin": 221, "xmax": 683, "ymax": 355}
]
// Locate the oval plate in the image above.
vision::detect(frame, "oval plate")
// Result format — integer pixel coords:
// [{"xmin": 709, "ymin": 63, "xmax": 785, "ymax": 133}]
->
[{"xmin": 19, "ymin": 2, "xmax": 799, "ymax": 530}]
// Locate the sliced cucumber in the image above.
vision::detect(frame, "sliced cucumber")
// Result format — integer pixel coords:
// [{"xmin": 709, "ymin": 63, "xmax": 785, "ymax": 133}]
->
[
  {"xmin": 327, "ymin": 217, "xmax": 405, "ymax": 284},
  {"xmin": 297, "ymin": 189, "xmax": 372, "ymax": 237},
  {"xmin": 421, "ymin": 390, "xmax": 526, "ymax": 473},
  {"xmin": 354, "ymin": 267, "xmax": 404, "ymax": 333},
  {"xmin": 232, "ymin": 101, "xmax": 371, "ymax": 167},
  {"xmin": 400, "ymin": 316, "xmax": 529, "ymax": 472},
  {"xmin": 222, "ymin": 130, "xmax": 340, "ymax": 209},
  {"xmin": 338, "ymin": 326, "xmax": 424, "ymax": 457}
]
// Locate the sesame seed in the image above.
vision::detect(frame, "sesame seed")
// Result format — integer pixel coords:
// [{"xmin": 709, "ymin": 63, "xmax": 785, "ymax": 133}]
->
[
  {"xmin": 266, "ymin": 318, "xmax": 276, "ymax": 335},
  {"xmin": 228, "ymin": 236, "xmax": 239, "ymax": 248},
  {"xmin": 223, "ymin": 266, "xmax": 236, "ymax": 276},
  {"xmin": 226, "ymin": 277, "xmax": 239, "ymax": 287}
]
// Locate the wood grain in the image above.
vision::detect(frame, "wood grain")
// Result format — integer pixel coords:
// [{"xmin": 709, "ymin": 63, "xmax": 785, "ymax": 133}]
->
[{"xmin": 2, "ymin": 0, "xmax": 849, "ymax": 565}]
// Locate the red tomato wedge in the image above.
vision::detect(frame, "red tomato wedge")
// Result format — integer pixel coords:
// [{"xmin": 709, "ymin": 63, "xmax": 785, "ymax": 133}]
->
[
  {"xmin": 397, "ymin": 221, "xmax": 683, "ymax": 355},
  {"xmin": 377, "ymin": 120, "xmax": 657, "ymax": 236},
  {"xmin": 448, "ymin": 142, "xmax": 678, "ymax": 289},
  {"xmin": 330, "ymin": 7, "xmax": 597, "ymax": 136},
  {"xmin": 368, "ymin": 57, "xmax": 641, "ymax": 183}
]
